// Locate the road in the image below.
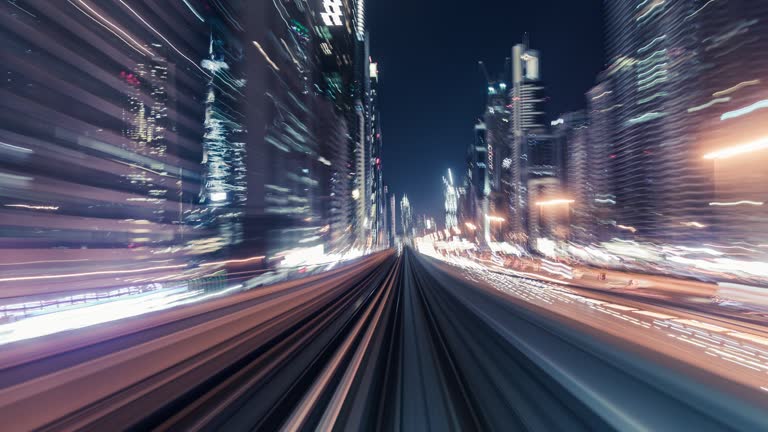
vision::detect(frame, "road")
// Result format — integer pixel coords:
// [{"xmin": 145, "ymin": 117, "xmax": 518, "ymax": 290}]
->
[{"xmin": 0, "ymin": 248, "xmax": 766, "ymax": 430}]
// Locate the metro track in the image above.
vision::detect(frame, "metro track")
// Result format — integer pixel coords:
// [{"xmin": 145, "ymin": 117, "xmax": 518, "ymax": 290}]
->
[{"xmin": 0, "ymin": 249, "xmax": 766, "ymax": 431}]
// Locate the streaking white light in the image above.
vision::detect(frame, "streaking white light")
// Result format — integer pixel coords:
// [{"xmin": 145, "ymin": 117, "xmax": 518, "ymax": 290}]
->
[
  {"xmin": 591, "ymin": 91, "xmax": 612, "ymax": 100},
  {"xmin": 687, "ymin": 97, "xmax": 730, "ymax": 113},
  {"xmin": 616, "ymin": 224, "xmax": 637, "ymax": 233},
  {"xmin": 5, "ymin": 204, "xmax": 59, "ymax": 211},
  {"xmin": 595, "ymin": 198, "xmax": 616, "ymax": 204},
  {"xmin": 709, "ymin": 201, "xmax": 764, "ymax": 207},
  {"xmin": 181, "ymin": 0, "xmax": 205, "ymax": 22},
  {"xmin": 0, "ymin": 264, "xmax": 187, "ymax": 283},
  {"xmin": 681, "ymin": 221, "xmax": 707, "ymax": 228},
  {"xmin": 721, "ymin": 99, "xmax": 768, "ymax": 121},
  {"xmin": 703, "ymin": 137, "xmax": 768, "ymax": 160},
  {"xmin": 253, "ymin": 41, "xmax": 280, "ymax": 71},
  {"xmin": 535, "ymin": 199, "xmax": 574, "ymax": 207}
]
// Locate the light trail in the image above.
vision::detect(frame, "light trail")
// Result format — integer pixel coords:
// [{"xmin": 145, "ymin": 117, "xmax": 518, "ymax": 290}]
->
[
  {"xmin": 681, "ymin": 221, "xmax": 707, "ymax": 228},
  {"xmin": 703, "ymin": 137, "xmax": 768, "ymax": 160},
  {"xmin": 200, "ymin": 255, "xmax": 267, "ymax": 267},
  {"xmin": 117, "ymin": 0, "xmax": 210, "ymax": 77},
  {"xmin": 0, "ymin": 264, "xmax": 188, "ymax": 283},
  {"xmin": 68, "ymin": 0, "xmax": 153, "ymax": 57},
  {"xmin": 617, "ymin": 224, "xmax": 638, "ymax": 233},
  {"xmin": 720, "ymin": 100, "xmax": 768, "ymax": 121},
  {"xmin": 4, "ymin": 204, "xmax": 59, "ymax": 211},
  {"xmin": 535, "ymin": 199, "xmax": 575, "ymax": 206},
  {"xmin": 687, "ymin": 97, "xmax": 730, "ymax": 113},
  {"xmin": 253, "ymin": 41, "xmax": 280, "ymax": 71},
  {"xmin": 0, "ymin": 259, "xmax": 91, "ymax": 266},
  {"xmin": 709, "ymin": 201, "xmax": 764, "ymax": 207},
  {"xmin": 713, "ymin": 80, "xmax": 760, "ymax": 97},
  {"xmin": 181, "ymin": 0, "xmax": 205, "ymax": 22}
]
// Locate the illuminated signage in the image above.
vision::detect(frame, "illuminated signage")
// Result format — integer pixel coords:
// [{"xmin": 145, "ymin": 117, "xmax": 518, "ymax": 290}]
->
[{"xmin": 321, "ymin": 0, "xmax": 344, "ymax": 26}]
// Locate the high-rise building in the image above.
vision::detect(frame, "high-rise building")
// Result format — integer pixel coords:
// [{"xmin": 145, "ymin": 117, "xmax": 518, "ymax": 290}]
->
[
  {"xmin": 555, "ymin": 111, "xmax": 590, "ymax": 243},
  {"xmin": 466, "ymin": 121, "xmax": 489, "ymax": 242},
  {"xmin": 1, "ymin": 1, "xmax": 209, "ymax": 256},
  {"xmin": 316, "ymin": 99, "xmax": 352, "ymax": 252},
  {"xmin": 248, "ymin": 1, "xmax": 323, "ymax": 256},
  {"xmin": 603, "ymin": 0, "xmax": 710, "ymax": 244},
  {"xmin": 482, "ymin": 63, "xmax": 513, "ymax": 242},
  {"xmin": 390, "ymin": 192, "xmax": 397, "ymax": 244},
  {"xmin": 586, "ymin": 76, "xmax": 618, "ymax": 242},
  {"xmin": 370, "ymin": 61, "xmax": 386, "ymax": 248},
  {"xmin": 598, "ymin": 0, "xmax": 768, "ymax": 257},
  {"xmin": 509, "ymin": 41, "xmax": 559, "ymax": 245},
  {"xmin": 315, "ymin": 0, "xmax": 364, "ymax": 254},
  {"xmin": 245, "ymin": 0, "xmax": 377, "ymax": 258},
  {"xmin": 400, "ymin": 195, "xmax": 413, "ymax": 240},
  {"xmin": 691, "ymin": 2, "xmax": 768, "ymax": 255},
  {"xmin": 381, "ymin": 185, "xmax": 389, "ymax": 247},
  {"xmin": 122, "ymin": 56, "xmax": 171, "ymax": 225},
  {"xmin": 199, "ymin": 19, "xmax": 248, "ymax": 249},
  {"xmin": 443, "ymin": 169, "xmax": 458, "ymax": 229}
]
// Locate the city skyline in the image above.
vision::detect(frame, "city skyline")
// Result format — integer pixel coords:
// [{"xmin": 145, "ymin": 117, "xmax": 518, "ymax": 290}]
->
[
  {"xmin": 1, "ymin": 1, "xmax": 768, "ymax": 430},
  {"xmin": 369, "ymin": 0, "xmax": 605, "ymax": 218}
]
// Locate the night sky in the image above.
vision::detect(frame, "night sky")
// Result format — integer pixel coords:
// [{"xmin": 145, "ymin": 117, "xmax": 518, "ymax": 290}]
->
[{"xmin": 368, "ymin": 0, "xmax": 605, "ymax": 222}]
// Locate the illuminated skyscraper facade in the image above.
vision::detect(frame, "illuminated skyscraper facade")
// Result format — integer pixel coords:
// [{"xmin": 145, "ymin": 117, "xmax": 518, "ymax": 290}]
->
[
  {"xmin": 122, "ymin": 56, "xmax": 171, "ymax": 225},
  {"xmin": 244, "ymin": 0, "xmax": 381, "ymax": 258},
  {"xmin": 484, "ymin": 68, "xmax": 513, "ymax": 242},
  {"xmin": 1, "ymin": 1, "xmax": 209, "ymax": 255},
  {"xmin": 509, "ymin": 41, "xmax": 560, "ymax": 244},
  {"xmin": 603, "ymin": 0, "xmax": 710, "ymax": 243},
  {"xmin": 390, "ymin": 192, "xmax": 397, "ymax": 243},
  {"xmin": 443, "ymin": 169, "xmax": 458, "ymax": 230},
  {"xmin": 586, "ymin": 77, "xmax": 618, "ymax": 242},
  {"xmin": 595, "ymin": 0, "xmax": 768, "ymax": 257},
  {"xmin": 466, "ymin": 121, "xmax": 490, "ymax": 242},
  {"xmin": 199, "ymin": 12, "xmax": 248, "ymax": 249},
  {"xmin": 691, "ymin": 1, "xmax": 768, "ymax": 253},
  {"xmin": 556, "ymin": 111, "xmax": 591, "ymax": 243},
  {"xmin": 370, "ymin": 62, "xmax": 386, "ymax": 248},
  {"xmin": 400, "ymin": 195, "xmax": 413, "ymax": 240}
]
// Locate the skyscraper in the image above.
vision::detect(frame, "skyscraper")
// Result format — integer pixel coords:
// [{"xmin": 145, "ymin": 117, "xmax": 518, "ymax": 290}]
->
[
  {"xmin": 603, "ymin": 0, "xmax": 711, "ymax": 244},
  {"xmin": 509, "ymin": 41, "xmax": 558, "ymax": 244},
  {"xmin": 691, "ymin": 1, "xmax": 768, "ymax": 254},
  {"xmin": 246, "ymin": 0, "xmax": 374, "ymax": 258},
  {"xmin": 586, "ymin": 76, "xmax": 618, "ymax": 242},
  {"xmin": 199, "ymin": 19, "xmax": 248, "ymax": 249},
  {"xmin": 467, "ymin": 121, "xmax": 489, "ymax": 242},
  {"xmin": 555, "ymin": 111, "xmax": 590, "ymax": 243},
  {"xmin": 482, "ymin": 63, "xmax": 513, "ymax": 242},
  {"xmin": 400, "ymin": 195, "xmax": 413, "ymax": 240},
  {"xmin": 370, "ymin": 61, "xmax": 386, "ymax": 248},
  {"xmin": 122, "ymin": 56, "xmax": 171, "ymax": 225},
  {"xmin": 443, "ymin": 169, "xmax": 458, "ymax": 230},
  {"xmin": 2, "ymin": 1, "xmax": 209, "ymax": 254},
  {"xmin": 390, "ymin": 192, "xmax": 397, "ymax": 244}
]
